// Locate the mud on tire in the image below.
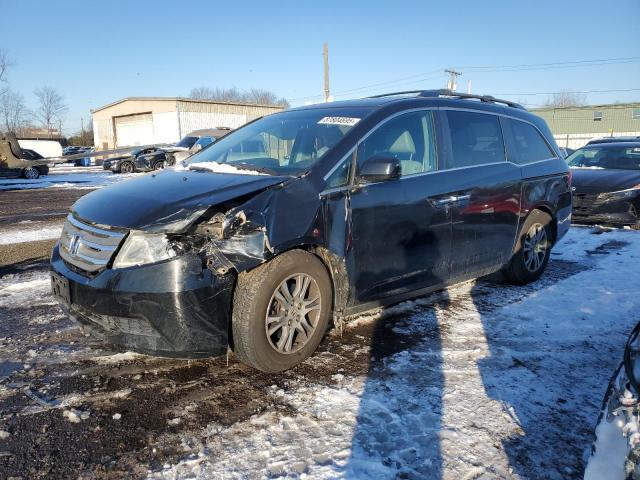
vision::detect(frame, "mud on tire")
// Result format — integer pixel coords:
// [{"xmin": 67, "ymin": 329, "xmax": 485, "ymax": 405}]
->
[
  {"xmin": 231, "ymin": 250, "xmax": 332, "ymax": 373},
  {"xmin": 503, "ymin": 209, "xmax": 553, "ymax": 285}
]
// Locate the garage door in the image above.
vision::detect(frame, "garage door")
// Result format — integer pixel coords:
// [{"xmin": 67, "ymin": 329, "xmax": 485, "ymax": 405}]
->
[{"xmin": 114, "ymin": 113, "xmax": 154, "ymax": 147}]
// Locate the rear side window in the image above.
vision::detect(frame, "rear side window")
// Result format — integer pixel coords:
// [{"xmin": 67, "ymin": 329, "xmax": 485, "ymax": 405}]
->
[
  {"xmin": 506, "ymin": 119, "xmax": 555, "ymax": 164},
  {"xmin": 356, "ymin": 110, "xmax": 437, "ymax": 177},
  {"xmin": 445, "ymin": 111, "xmax": 505, "ymax": 168}
]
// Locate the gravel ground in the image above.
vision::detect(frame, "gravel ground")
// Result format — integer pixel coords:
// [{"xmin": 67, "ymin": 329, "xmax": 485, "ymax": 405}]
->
[{"xmin": 0, "ymin": 189, "xmax": 638, "ymax": 479}]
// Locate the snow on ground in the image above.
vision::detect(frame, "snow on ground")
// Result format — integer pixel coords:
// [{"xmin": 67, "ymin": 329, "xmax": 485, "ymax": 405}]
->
[
  {"xmin": 0, "ymin": 166, "xmax": 137, "ymax": 191},
  {"xmin": 0, "ymin": 226, "xmax": 62, "ymax": 245},
  {"xmin": 0, "ymin": 270, "xmax": 56, "ymax": 309},
  {"xmin": 1, "ymin": 226, "xmax": 639, "ymax": 479},
  {"xmin": 149, "ymin": 226, "xmax": 640, "ymax": 480}
]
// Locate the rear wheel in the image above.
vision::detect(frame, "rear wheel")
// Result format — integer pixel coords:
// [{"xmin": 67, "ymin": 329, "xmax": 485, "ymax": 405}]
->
[
  {"xmin": 120, "ymin": 161, "xmax": 134, "ymax": 174},
  {"xmin": 503, "ymin": 209, "xmax": 552, "ymax": 285},
  {"xmin": 22, "ymin": 167, "xmax": 40, "ymax": 179},
  {"xmin": 232, "ymin": 250, "xmax": 332, "ymax": 373}
]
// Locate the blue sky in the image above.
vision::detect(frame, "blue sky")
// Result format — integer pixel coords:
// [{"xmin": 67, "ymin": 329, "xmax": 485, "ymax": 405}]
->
[{"xmin": 1, "ymin": 0, "xmax": 639, "ymax": 134}]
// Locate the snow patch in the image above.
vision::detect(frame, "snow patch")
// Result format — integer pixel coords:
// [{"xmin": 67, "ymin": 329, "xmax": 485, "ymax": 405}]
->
[
  {"xmin": 0, "ymin": 226, "xmax": 62, "ymax": 245},
  {"xmin": 182, "ymin": 161, "xmax": 267, "ymax": 176}
]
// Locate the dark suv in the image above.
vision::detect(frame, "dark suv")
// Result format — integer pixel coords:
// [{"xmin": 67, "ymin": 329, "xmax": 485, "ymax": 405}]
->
[{"xmin": 50, "ymin": 89, "xmax": 571, "ymax": 372}]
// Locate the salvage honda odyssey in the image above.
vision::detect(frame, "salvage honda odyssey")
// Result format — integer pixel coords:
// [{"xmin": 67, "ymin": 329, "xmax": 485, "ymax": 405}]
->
[{"xmin": 50, "ymin": 89, "xmax": 572, "ymax": 372}]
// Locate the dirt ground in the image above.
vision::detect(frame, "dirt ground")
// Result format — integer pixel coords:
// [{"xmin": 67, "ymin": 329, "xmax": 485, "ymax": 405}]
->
[{"xmin": 0, "ymin": 187, "xmax": 638, "ymax": 479}]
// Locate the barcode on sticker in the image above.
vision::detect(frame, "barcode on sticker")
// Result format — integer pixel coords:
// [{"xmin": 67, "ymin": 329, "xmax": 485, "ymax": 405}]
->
[{"xmin": 318, "ymin": 117, "xmax": 361, "ymax": 126}]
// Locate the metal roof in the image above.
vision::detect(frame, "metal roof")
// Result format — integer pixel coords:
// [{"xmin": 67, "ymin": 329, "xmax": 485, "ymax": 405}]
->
[{"xmin": 91, "ymin": 97, "xmax": 286, "ymax": 113}]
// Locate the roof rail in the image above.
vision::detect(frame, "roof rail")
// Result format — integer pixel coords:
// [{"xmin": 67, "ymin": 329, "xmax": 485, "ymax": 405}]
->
[{"xmin": 368, "ymin": 89, "xmax": 526, "ymax": 110}]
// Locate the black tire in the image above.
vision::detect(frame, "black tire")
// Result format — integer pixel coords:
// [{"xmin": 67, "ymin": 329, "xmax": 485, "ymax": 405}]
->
[
  {"xmin": 120, "ymin": 161, "xmax": 134, "ymax": 174},
  {"xmin": 22, "ymin": 167, "xmax": 40, "ymax": 179},
  {"xmin": 232, "ymin": 250, "xmax": 332, "ymax": 373},
  {"xmin": 153, "ymin": 161, "xmax": 165, "ymax": 170},
  {"xmin": 503, "ymin": 209, "xmax": 553, "ymax": 285}
]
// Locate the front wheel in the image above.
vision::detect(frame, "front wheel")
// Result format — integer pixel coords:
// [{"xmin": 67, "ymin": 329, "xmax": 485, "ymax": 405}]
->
[
  {"xmin": 23, "ymin": 167, "xmax": 40, "ymax": 179},
  {"xmin": 503, "ymin": 209, "xmax": 552, "ymax": 285},
  {"xmin": 153, "ymin": 161, "xmax": 165, "ymax": 170},
  {"xmin": 232, "ymin": 250, "xmax": 332, "ymax": 373},
  {"xmin": 120, "ymin": 162, "xmax": 134, "ymax": 174}
]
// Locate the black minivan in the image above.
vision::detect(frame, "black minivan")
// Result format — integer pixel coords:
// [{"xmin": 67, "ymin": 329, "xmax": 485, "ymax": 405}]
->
[{"xmin": 50, "ymin": 90, "xmax": 572, "ymax": 372}]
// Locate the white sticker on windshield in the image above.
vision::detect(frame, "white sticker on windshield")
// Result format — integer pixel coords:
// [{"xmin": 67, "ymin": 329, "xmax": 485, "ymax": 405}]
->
[{"xmin": 318, "ymin": 116, "xmax": 361, "ymax": 126}]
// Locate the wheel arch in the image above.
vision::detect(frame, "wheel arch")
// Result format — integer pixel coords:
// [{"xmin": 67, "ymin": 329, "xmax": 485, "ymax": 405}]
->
[{"xmin": 514, "ymin": 204, "xmax": 556, "ymax": 255}]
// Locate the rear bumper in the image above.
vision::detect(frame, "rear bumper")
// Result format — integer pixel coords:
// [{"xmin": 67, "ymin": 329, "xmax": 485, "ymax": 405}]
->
[{"xmin": 50, "ymin": 244, "xmax": 235, "ymax": 358}]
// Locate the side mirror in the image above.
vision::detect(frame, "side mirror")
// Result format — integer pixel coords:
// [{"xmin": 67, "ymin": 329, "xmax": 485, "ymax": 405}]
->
[{"xmin": 358, "ymin": 155, "xmax": 401, "ymax": 183}]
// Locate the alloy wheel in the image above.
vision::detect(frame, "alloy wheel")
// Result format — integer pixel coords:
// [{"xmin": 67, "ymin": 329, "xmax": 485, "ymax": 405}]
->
[
  {"xmin": 523, "ymin": 223, "xmax": 548, "ymax": 272},
  {"xmin": 121, "ymin": 163, "xmax": 134, "ymax": 174},
  {"xmin": 265, "ymin": 273, "xmax": 322, "ymax": 354},
  {"xmin": 24, "ymin": 167, "xmax": 39, "ymax": 179}
]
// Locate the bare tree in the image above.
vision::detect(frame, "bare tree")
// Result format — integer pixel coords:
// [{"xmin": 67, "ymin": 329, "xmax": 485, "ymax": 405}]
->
[
  {"xmin": 544, "ymin": 90, "xmax": 587, "ymax": 108},
  {"xmin": 0, "ymin": 49, "xmax": 14, "ymax": 96},
  {"xmin": 34, "ymin": 85, "xmax": 67, "ymax": 137},
  {"xmin": 189, "ymin": 86, "xmax": 289, "ymax": 107},
  {"xmin": 0, "ymin": 88, "xmax": 31, "ymax": 134}
]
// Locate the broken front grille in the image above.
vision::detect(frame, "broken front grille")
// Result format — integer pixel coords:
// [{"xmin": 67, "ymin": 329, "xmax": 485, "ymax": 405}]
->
[
  {"xmin": 572, "ymin": 193, "xmax": 603, "ymax": 215},
  {"xmin": 59, "ymin": 215, "xmax": 127, "ymax": 273}
]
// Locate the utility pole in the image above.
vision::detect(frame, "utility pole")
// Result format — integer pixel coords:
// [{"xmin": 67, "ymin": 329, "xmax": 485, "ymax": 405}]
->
[
  {"xmin": 323, "ymin": 42, "xmax": 331, "ymax": 102},
  {"xmin": 445, "ymin": 69, "xmax": 462, "ymax": 91}
]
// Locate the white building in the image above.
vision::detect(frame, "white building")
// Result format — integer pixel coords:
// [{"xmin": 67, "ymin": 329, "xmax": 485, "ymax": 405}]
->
[{"xmin": 91, "ymin": 97, "xmax": 284, "ymax": 149}]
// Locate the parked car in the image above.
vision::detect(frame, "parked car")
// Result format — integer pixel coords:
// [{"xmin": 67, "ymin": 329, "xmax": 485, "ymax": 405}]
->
[
  {"xmin": 588, "ymin": 136, "xmax": 640, "ymax": 145},
  {"xmin": 584, "ymin": 321, "xmax": 640, "ymax": 479},
  {"xmin": 559, "ymin": 146, "xmax": 575, "ymax": 158},
  {"xmin": 567, "ymin": 142, "xmax": 640, "ymax": 229},
  {"xmin": 133, "ymin": 148, "xmax": 176, "ymax": 172},
  {"xmin": 103, "ymin": 147, "xmax": 161, "ymax": 173},
  {"xmin": 0, "ymin": 142, "xmax": 49, "ymax": 179},
  {"xmin": 50, "ymin": 89, "xmax": 571, "ymax": 372},
  {"xmin": 63, "ymin": 146, "xmax": 92, "ymax": 156},
  {"xmin": 130, "ymin": 129, "xmax": 233, "ymax": 172}
]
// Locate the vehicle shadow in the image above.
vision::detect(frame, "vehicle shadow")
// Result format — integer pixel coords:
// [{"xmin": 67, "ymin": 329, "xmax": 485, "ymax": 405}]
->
[
  {"xmin": 344, "ymin": 226, "xmax": 450, "ymax": 479},
  {"xmin": 344, "ymin": 291, "xmax": 450, "ymax": 479},
  {"xmin": 470, "ymin": 259, "xmax": 595, "ymax": 479}
]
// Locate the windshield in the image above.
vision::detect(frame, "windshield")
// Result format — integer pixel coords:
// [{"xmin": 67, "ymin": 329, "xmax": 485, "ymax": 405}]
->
[
  {"xmin": 194, "ymin": 136, "xmax": 215, "ymax": 149},
  {"xmin": 186, "ymin": 108, "xmax": 370, "ymax": 175},
  {"xmin": 176, "ymin": 136, "xmax": 198, "ymax": 148},
  {"xmin": 567, "ymin": 146, "xmax": 640, "ymax": 170}
]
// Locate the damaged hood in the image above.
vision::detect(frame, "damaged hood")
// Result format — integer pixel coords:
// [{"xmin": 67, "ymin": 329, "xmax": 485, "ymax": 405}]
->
[
  {"xmin": 571, "ymin": 168, "xmax": 640, "ymax": 194},
  {"xmin": 72, "ymin": 169, "xmax": 289, "ymax": 231}
]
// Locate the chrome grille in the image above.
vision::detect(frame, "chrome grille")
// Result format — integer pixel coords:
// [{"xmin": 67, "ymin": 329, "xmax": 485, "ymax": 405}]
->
[{"xmin": 59, "ymin": 215, "xmax": 127, "ymax": 273}]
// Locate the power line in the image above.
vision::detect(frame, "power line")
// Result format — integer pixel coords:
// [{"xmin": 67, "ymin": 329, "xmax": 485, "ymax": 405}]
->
[
  {"xmin": 495, "ymin": 87, "xmax": 640, "ymax": 97},
  {"xmin": 288, "ymin": 69, "xmax": 443, "ymax": 102},
  {"xmin": 458, "ymin": 56, "xmax": 640, "ymax": 71},
  {"xmin": 289, "ymin": 56, "xmax": 640, "ymax": 103}
]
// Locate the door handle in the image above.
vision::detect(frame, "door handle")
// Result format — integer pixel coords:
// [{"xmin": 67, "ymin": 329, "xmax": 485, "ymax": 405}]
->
[
  {"xmin": 431, "ymin": 194, "xmax": 471, "ymax": 206},
  {"xmin": 453, "ymin": 194, "xmax": 471, "ymax": 203},
  {"xmin": 432, "ymin": 196, "xmax": 457, "ymax": 206}
]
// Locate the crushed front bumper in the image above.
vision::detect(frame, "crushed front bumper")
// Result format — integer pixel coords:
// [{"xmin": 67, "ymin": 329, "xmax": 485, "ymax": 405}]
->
[
  {"xmin": 572, "ymin": 193, "xmax": 640, "ymax": 227},
  {"xmin": 50, "ymin": 244, "xmax": 235, "ymax": 358}
]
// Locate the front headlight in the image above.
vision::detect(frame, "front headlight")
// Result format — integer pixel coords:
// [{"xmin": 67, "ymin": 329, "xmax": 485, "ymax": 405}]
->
[{"xmin": 112, "ymin": 232, "xmax": 179, "ymax": 268}]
